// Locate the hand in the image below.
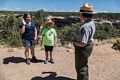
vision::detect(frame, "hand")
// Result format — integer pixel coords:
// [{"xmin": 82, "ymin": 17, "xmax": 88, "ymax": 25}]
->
[
  {"xmin": 34, "ymin": 37, "xmax": 37, "ymax": 40},
  {"xmin": 22, "ymin": 19, "xmax": 26, "ymax": 25},
  {"xmin": 54, "ymin": 43, "xmax": 57, "ymax": 47},
  {"xmin": 40, "ymin": 44, "xmax": 44, "ymax": 49},
  {"xmin": 34, "ymin": 39, "xmax": 37, "ymax": 45},
  {"xmin": 40, "ymin": 44, "xmax": 42, "ymax": 47}
]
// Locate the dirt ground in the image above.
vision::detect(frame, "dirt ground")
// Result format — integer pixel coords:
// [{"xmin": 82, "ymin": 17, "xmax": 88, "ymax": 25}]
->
[{"xmin": 0, "ymin": 43, "xmax": 120, "ymax": 80}]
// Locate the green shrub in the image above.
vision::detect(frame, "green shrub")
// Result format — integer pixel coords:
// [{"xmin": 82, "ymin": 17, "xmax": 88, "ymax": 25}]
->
[
  {"xmin": 57, "ymin": 23, "xmax": 80, "ymax": 45},
  {"xmin": 0, "ymin": 13, "xmax": 23, "ymax": 47}
]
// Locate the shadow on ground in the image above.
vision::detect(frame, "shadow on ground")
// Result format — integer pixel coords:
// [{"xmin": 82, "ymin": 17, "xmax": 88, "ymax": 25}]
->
[
  {"xmin": 3, "ymin": 56, "xmax": 44, "ymax": 64},
  {"xmin": 31, "ymin": 72, "xmax": 75, "ymax": 80}
]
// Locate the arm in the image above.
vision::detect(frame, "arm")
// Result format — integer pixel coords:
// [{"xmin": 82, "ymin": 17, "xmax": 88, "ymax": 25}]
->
[
  {"xmin": 40, "ymin": 36, "xmax": 43, "ymax": 47},
  {"xmin": 19, "ymin": 19, "xmax": 26, "ymax": 34},
  {"xmin": 40, "ymin": 29, "xmax": 44, "ymax": 47},
  {"xmin": 54, "ymin": 36, "xmax": 57, "ymax": 46},
  {"xmin": 73, "ymin": 27, "xmax": 88, "ymax": 47},
  {"xmin": 34, "ymin": 27, "xmax": 37, "ymax": 40},
  {"xmin": 54, "ymin": 29, "xmax": 57, "ymax": 46},
  {"xmin": 19, "ymin": 25, "xmax": 25, "ymax": 34}
]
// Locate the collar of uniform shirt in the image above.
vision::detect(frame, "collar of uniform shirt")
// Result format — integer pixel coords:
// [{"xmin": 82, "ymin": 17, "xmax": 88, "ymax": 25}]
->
[{"xmin": 83, "ymin": 18, "xmax": 92, "ymax": 24}]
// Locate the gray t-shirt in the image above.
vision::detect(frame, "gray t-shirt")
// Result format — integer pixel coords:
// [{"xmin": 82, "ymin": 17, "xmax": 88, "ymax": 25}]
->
[{"xmin": 74, "ymin": 18, "xmax": 95, "ymax": 45}]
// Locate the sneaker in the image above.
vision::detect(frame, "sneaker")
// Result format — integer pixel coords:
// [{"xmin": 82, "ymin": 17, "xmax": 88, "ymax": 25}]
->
[
  {"xmin": 44, "ymin": 58, "xmax": 48, "ymax": 64},
  {"xmin": 26, "ymin": 59, "xmax": 31, "ymax": 65},
  {"xmin": 50, "ymin": 58, "xmax": 54, "ymax": 64},
  {"xmin": 31, "ymin": 56, "xmax": 38, "ymax": 62}
]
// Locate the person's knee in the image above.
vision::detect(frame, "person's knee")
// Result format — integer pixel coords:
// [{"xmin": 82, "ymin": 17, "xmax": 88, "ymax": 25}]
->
[
  {"xmin": 25, "ymin": 47, "xmax": 29, "ymax": 51},
  {"xmin": 30, "ymin": 46, "xmax": 35, "ymax": 50}
]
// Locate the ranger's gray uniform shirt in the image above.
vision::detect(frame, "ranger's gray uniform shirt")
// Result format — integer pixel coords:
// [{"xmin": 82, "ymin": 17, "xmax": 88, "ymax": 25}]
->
[{"xmin": 74, "ymin": 18, "xmax": 95, "ymax": 45}]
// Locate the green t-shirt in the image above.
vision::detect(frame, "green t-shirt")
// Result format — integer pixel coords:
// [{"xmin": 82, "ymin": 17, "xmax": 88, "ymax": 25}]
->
[{"xmin": 42, "ymin": 28, "xmax": 57, "ymax": 46}]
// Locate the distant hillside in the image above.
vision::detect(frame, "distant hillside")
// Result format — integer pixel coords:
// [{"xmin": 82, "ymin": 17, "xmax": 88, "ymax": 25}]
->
[{"xmin": 1, "ymin": 10, "xmax": 120, "ymax": 20}]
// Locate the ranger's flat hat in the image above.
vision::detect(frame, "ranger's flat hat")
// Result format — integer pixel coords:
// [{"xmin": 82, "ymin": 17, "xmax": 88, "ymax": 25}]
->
[{"xmin": 80, "ymin": 3, "xmax": 97, "ymax": 14}]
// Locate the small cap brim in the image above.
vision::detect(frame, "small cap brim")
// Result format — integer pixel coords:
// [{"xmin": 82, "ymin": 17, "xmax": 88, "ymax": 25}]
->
[{"xmin": 44, "ymin": 22, "xmax": 54, "ymax": 26}]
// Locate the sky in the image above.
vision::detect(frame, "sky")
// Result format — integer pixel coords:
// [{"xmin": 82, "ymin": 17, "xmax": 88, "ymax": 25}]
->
[{"xmin": 0, "ymin": 0, "xmax": 120, "ymax": 13}]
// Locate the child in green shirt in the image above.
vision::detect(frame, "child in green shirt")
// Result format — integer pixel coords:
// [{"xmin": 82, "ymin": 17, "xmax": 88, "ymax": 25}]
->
[{"xmin": 41, "ymin": 19, "xmax": 57, "ymax": 64}]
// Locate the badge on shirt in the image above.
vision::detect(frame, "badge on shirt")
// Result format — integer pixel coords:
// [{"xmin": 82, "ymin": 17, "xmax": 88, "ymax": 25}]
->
[{"xmin": 80, "ymin": 27, "xmax": 85, "ymax": 34}]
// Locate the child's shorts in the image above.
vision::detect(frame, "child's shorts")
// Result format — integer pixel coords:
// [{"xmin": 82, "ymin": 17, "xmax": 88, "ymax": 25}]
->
[{"xmin": 44, "ymin": 45, "xmax": 53, "ymax": 51}]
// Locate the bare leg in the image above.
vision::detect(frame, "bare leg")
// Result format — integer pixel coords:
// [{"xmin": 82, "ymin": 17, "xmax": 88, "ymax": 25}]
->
[
  {"xmin": 24, "ymin": 47, "xmax": 29, "ymax": 59},
  {"xmin": 24, "ymin": 47, "xmax": 30, "ymax": 65},
  {"xmin": 50, "ymin": 51, "xmax": 53, "ymax": 59},
  {"xmin": 50, "ymin": 51, "xmax": 54, "ymax": 64},
  {"xmin": 44, "ymin": 51, "xmax": 49, "ymax": 64},
  {"xmin": 30, "ymin": 45, "xmax": 38, "ymax": 62},
  {"xmin": 30, "ymin": 46, "xmax": 35, "ymax": 57},
  {"xmin": 45, "ymin": 51, "xmax": 48, "ymax": 59}
]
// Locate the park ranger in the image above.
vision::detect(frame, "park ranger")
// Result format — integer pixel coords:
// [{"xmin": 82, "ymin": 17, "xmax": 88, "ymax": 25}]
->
[{"xmin": 73, "ymin": 3, "xmax": 96, "ymax": 80}]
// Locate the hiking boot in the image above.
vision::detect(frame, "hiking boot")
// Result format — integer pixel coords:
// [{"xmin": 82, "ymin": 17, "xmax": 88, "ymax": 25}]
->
[
  {"xmin": 26, "ymin": 58, "xmax": 31, "ymax": 65},
  {"xmin": 44, "ymin": 58, "xmax": 48, "ymax": 64},
  {"xmin": 50, "ymin": 58, "xmax": 54, "ymax": 64},
  {"xmin": 31, "ymin": 56, "xmax": 38, "ymax": 62}
]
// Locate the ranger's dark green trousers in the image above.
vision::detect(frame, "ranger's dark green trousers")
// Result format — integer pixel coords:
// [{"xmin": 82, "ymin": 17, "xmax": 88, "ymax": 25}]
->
[{"xmin": 74, "ymin": 43, "xmax": 93, "ymax": 80}]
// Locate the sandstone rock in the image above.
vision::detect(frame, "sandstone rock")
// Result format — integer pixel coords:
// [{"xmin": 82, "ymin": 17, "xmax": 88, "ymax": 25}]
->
[
  {"xmin": 7, "ymin": 48, "xmax": 17, "ymax": 52},
  {"xmin": 65, "ymin": 43, "xmax": 73, "ymax": 49},
  {"xmin": 66, "ymin": 49, "xmax": 74, "ymax": 53}
]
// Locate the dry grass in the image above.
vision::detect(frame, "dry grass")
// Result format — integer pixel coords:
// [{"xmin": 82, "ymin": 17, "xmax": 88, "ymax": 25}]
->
[{"xmin": 0, "ymin": 42, "xmax": 120, "ymax": 80}]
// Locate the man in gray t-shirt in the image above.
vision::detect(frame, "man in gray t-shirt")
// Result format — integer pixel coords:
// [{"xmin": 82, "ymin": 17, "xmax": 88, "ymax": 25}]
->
[{"xmin": 73, "ymin": 3, "xmax": 96, "ymax": 80}]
